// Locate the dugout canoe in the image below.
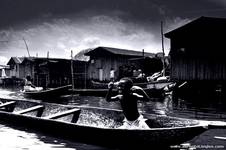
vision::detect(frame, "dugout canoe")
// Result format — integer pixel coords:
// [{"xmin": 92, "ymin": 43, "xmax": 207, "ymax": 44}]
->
[
  {"xmin": 77, "ymin": 80, "xmax": 175, "ymax": 98},
  {"xmin": 22, "ymin": 84, "xmax": 72, "ymax": 99},
  {"xmin": 0, "ymin": 98, "xmax": 225, "ymax": 149},
  {"xmin": 91, "ymin": 80, "xmax": 175, "ymax": 90}
]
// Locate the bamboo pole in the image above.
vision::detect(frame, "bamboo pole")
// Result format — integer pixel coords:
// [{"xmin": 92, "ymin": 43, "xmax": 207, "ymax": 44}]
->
[
  {"xmin": 46, "ymin": 51, "xmax": 49, "ymax": 88},
  {"xmin": 23, "ymin": 37, "xmax": 30, "ymax": 57},
  {"xmin": 71, "ymin": 50, "xmax": 75, "ymax": 90}
]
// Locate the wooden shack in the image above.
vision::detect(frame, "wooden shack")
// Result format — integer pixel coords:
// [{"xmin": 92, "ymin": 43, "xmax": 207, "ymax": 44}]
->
[
  {"xmin": 84, "ymin": 46, "xmax": 155, "ymax": 82},
  {"xmin": 6, "ymin": 57, "xmax": 87, "ymax": 88},
  {"xmin": 7, "ymin": 57, "xmax": 25, "ymax": 79},
  {"xmin": 165, "ymin": 16, "xmax": 226, "ymax": 105},
  {"xmin": 165, "ymin": 16, "xmax": 226, "ymax": 81}
]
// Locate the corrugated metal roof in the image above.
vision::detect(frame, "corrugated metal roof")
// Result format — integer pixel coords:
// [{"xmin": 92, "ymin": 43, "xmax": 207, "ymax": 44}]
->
[
  {"xmin": 7, "ymin": 57, "xmax": 24, "ymax": 65},
  {"xmin": 85, "ymin": 46, "xmax": 155, "ymax": 57},
  {"xmin": 13, "ymin": 57, "xmax": 24, "ymax": 64},
  {"xmin": 74, "ymin": 48, "xmax": 91, "ymax": 61}
]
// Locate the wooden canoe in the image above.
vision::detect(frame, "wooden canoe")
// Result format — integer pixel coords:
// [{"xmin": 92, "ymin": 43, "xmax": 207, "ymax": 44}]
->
[
  {"xmin": 81, "ymin": 80, "xmax": 175, "ymax": 98},
  {"xmin": 72, "ymin": 87, "xmax": 167, "ymax": 98},
  {"xmin": 91, "ymin": 80, "xmax": 175, "ymax": 90},
  {"xmin": 72, "ymin": 88, "xmax": 165, "ymax": 99},
  {"xmin": 22, "ymin": 84, "xmax": 72, "ymax": 99},
  {"xmin": 0, "ymin": 98, "xmax": 225, "ymax": 149}
]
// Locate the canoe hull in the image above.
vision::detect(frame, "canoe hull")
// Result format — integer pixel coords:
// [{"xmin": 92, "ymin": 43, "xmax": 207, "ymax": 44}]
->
[
  {"xmin": 77, "ymin": 81, "xmax": 175, "ymax": 98},
  {"xmin": 91, "ymin": 80, "xmax": 174, "ymax": 89},
  {"xmin": 73, "ymin": 88, "xmax": 165, "ymax": 99},
  {"xmin": 23, "ymin": 85, "xmax": 72, "ymax": 99},
  {"xmin": 0, "ymin": 98, "xmax": 207, "ymax": 149},
  {"xmin": 0, "ymin": 111, "xmax": 207, "ymax": 149}
]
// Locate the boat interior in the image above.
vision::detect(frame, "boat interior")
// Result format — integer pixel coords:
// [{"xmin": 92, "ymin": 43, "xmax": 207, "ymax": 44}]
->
[{"xmin": 0, "ymin": 98, "xmax": 200, "ymax": 129}]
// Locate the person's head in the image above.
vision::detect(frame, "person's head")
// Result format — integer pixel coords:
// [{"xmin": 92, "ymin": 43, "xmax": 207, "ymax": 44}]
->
[
  {"xmin": 117, "ymin": 77, "xmax": 133, "ymax": 94},
  {"xmin": 26, "ymin": 75, "xmax": 31, "ymax": 81}
]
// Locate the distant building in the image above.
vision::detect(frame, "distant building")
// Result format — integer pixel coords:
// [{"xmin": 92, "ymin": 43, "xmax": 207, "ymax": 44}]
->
[
  {"xmin": 84, "ymin": 46, "xmax": 158, "ymax": 82},
  {"xmin": 6, "ymin": 57, "xmax": 87, "ymax": 88},
  {"xmin": 7, "ymin": 57, "xmax": 25, "ymax": 79}
]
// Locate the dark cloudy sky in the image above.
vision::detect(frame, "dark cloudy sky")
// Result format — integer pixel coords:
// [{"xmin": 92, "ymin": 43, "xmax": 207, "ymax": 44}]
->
[{"xmin": 1, "ymin": 0, "xmax": 226, "ymax": 65}]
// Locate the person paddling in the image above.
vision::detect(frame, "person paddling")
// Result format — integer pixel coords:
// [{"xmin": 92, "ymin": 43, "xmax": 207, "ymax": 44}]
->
[{"xmin": 106, "ymin": 77, "xmax": 151, "ymax": 129}]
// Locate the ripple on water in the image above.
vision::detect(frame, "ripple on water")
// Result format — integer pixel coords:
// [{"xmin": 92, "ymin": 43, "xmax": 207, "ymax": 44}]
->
[{"xmin": 0, "ymin": 124, "xmax": 112, "ymax": 150}]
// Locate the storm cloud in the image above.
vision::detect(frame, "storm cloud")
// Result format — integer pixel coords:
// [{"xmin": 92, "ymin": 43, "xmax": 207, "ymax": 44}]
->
[{"xmin": 1, "ymin": 0, "xmax": 226, "ymax": 65}]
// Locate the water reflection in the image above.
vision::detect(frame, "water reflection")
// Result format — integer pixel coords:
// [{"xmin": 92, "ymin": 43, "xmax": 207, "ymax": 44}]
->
[
  {"xmin": 0, "ymin": 123, "xmax": 113, "ymax": 150},
  {"xmin": 1, "ymin": 88, "xmax": 226, "ymax": 120},
  {"xmin": 0, "ymin": 124, "xmax": 72, "ymax": 150}
]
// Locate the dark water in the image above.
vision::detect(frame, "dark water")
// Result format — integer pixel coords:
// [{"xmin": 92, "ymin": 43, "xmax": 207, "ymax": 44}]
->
[{"xmin": 0, "ymin": 88, "xmax": 226, "ymax": 150}]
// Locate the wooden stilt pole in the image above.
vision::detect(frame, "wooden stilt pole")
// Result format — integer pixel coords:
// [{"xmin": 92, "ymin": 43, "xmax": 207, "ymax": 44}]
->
[
  {"xmin": 71, "ymin": 50, "xmax": 75, "ymax": 91},
  {"xmin": 161, "ymin": 21, "xmax": 166, "ymax": 77}
]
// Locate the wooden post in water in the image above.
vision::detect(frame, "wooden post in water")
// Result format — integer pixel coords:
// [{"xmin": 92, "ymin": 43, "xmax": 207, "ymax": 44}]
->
[
  {"xmin": 36, "ymin": 74, "xmax": 39, "ymax": 87},
  {"xmin": 84, "ymin": 63, "xmax": 87, "ymax": 89},
  {"xmin": 46, "ymin": 51, "xmax": 50, "ymax": 88},
  {"xmin": 142, "ymin": 49, "xmax": 145, "ymax": 78},
  {"xmin": 71, "ymin": 50, "xmax": 75, "ymax": 91},
  {"xmin": 161, "ymin": 21, "xmax": 166, "ymax": 77}
]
